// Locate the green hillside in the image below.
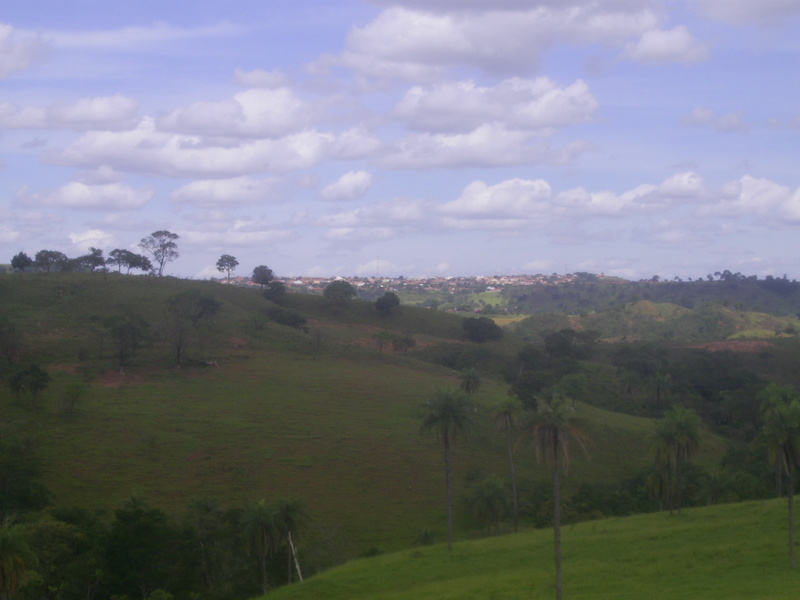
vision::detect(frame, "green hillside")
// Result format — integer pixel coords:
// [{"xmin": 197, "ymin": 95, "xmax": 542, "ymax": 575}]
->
[
  {"xmin": 0, "ymin": 273, "xmax": 727, "ymax": 555},
  {"xmin": 266, "ymin": 498, "xmax": 800, "ymax": 600}
]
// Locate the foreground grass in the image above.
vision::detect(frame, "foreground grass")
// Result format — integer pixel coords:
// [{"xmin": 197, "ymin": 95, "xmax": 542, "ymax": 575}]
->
[{"xmin": 268, "ymin": 498, "xmax": 799, "ymax": 599}]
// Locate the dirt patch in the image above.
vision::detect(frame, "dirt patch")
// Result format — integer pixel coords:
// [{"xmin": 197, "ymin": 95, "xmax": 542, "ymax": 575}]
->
[{"xmin": 685, "ymin": 340, "xmax": 775, "ymax": 353}]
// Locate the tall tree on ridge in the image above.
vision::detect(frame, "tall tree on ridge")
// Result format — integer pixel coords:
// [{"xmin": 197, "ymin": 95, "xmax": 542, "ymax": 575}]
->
[
  {"xmin": 420, "ymin": 387, "xmax": 474, "ymax": 551},
  {"xmin": 139, "ymin": 230, "xmax": 179, "ymax": 276},
  {"xmin": 519, "ymin": 395, "xmax": 590, "ymax": 600}
]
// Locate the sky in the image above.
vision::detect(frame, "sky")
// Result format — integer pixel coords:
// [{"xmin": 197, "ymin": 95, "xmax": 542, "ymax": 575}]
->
[{"xmin": 1, "ymin": 0, "xmax": 800, "ymax": 281}]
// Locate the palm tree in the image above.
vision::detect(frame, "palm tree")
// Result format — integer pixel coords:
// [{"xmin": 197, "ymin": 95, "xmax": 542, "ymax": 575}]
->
[
  {"xmin": 459, "ymin": 368, "xmax": 482, "ymax": 396},
  {"xmin": 466, "ymin": 476, "xmax": 510, "ymax": 535},
  {"xmin": 240, "ymin": 499, "xmax": 279, "ymax": 595},
  {"xmin": 519, "ymin": 394, "xmax": 590, "ymax": 600},
  {"xmin": 652, "ymin": 406, "xmax": 702, "ymax": 515},
  {"xmin": 420, "ymin": 387, "xmax": 474, "ymax": 551},
  {"xmin": 273, "ymin": 497, "xmax": 308, "ymax": 584},
  {"xmin": 491, "ymin": 396, "xmax": 523, "ymax": 532},
  {"xmin": 760, "ymin": 390, "xmax": 800, "ymax": 569},
  {"xmin": 760, "ymin": 383, "xmax": 798, "ymax": 498},
  {"xmin": 0, "ymin": 524, "xmax": 35, "ymax": 600}
]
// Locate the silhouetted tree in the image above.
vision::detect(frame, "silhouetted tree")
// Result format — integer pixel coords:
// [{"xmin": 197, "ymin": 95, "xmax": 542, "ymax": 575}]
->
[
  {"xmin": 375, "ymin": 292, "xmax": 400, "ymax": 316},
  {"xmin": 107, "ymin": 249, "xmax": 152, "ymax": 274},
  {"xmin": 139, "ymin": 230, "xmax": 179, "ymax": 276},
  {"xmin": 323, "ymin": 280, "xmax": 357, "ymax": 304},
  {"xmin": 10, "ymin": 252, "xmax": 32, "ymax": 272},
  {"xmin": 34, "ymin": 250, "xmax": 68, "ymax": 272},
  {"xmin": 216, "ymin": 254, "xmax": 239, "ymax": 283},
  {"xmin": 252, "ymin": 265, "xmax": 274, "ymax": 288}
]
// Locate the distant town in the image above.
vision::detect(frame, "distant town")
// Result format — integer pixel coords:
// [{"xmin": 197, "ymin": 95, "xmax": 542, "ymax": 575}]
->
[{"xmin": 218, "ymin": 272, "xmax": 617, "ymax": 295}]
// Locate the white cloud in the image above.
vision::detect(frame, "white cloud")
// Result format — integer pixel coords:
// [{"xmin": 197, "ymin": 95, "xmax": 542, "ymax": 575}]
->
[
  {"xmin": 682, "ymin": 107, "xmax": 749, "ymax": 132},
  {"xmin": 0, "ymin": 23, "xmax": 49, "ymax": 78},
  {"xmin": 0, "ymin": 226, "xmax": 20, "ymax": 244},
  {"xmin": 170, "ymin": 176, "xmax": 281, "ymax": 206},
  {"xmin": 0, "ymin": 94, "xmax": 139, "ymax": 130},
  {"xmin": 439, "ymin": 178, "xmax": 552, "ymax": 219},
  {"xmin": 697, "ymin": 175, "xmax": 792, "ymax": 217},
  {"xmin": 320, "ymin": 171, "xmax": 374, "ymax": 201},
  {"xmin": 380, "ymin": 124, "xmax": 588, "ymax": 169},
  {"xmin": 394, "ymin": 77, "xmax": 598, "ymax": 133},
  {"xmin": 624, "ymin": 26, "xmax": 709, "ymax": 65},
  {"xmin": 233, "ymin": 68, "xmax": 291, "ymax": 88},
  {"xmin": 21, "ymin": 181, "xmax": 153, "ymax": 210},
  {"xmin": 51, "ymin": 117, "xmax": 341, "ymax": 177},
  {"xmin": 692, "ymin": 0, "xmax": 800, "ymax": 25},
  {"xmin": 782, "ymin": 187, "xmax": 800, "ymax": 221},
  {"xmin": 68, "ymin": 229, "xmax": 117, "ymax": 252},
  {"xmin": 157, "ymin": 88, "xmax": 312, "ymax": 138},
  {"xmin": 320, "ymin": 198, "xmax": 430, "ymax": 228},
  {"xmin": 355, "ymin": 258, "xmax": 410, "ymax": 276},
  {"xmin": 328, "ymin": 5, "xmax": 660, "ymax": 79}
]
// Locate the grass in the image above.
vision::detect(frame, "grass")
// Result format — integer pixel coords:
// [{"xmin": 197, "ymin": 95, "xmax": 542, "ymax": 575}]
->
[
  {"xmin": 0, "ymin": 273, "xmax": 730, "ymax": 555},
  {"xmin": 267, "ymin": 498, "xmax": 800, "ymax": 599}
]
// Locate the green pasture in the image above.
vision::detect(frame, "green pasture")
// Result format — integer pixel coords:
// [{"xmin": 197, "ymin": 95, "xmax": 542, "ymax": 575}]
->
[
  {"xmin": 0, "ymin": 273, "xmax": 734, "ymax": 556},
  {"xmin": 267, "ymin": 498, "xmax": 800, "ymax": 599}
]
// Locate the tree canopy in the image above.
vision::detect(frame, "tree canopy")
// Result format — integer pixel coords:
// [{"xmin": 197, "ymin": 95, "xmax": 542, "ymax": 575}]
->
[
  {"xmin": 323, "ymin": 280, "xmax": 357, "ymax": 303},
  {"xmin": 216, "ymin": 254, "xmax": 239, "ymax": 282},
  {"xmin": 139, "ymin": 230, "xmax": 179, "ymax": 276}
]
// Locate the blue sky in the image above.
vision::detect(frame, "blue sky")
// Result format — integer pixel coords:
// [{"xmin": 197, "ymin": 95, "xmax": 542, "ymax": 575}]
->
[{"xmin": 2, "ymin": 0, "xmax": 799, "ymax": 280}]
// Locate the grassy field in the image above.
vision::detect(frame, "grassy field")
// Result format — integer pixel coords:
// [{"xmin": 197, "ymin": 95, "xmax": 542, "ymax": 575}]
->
[
  {"xmin": 0, "ymin": 273, "xmax": 728, "ymax": 556},
  {"xmin": 267, "ymin": 498, "xmax": 800, "ymax": 599}
]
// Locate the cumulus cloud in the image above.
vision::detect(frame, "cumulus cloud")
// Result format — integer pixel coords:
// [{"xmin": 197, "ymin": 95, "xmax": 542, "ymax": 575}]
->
[
  {"xmin": 354, "ymin": 257, "xmax": 410, "ymax": 276},
  {"xmin": 320, "ymin": 198, "xmax": 430, "ymax": 228},
  {"xmin": 0, "ymin": 226, "xmax": 20, "ymax": 244},
  {"xmin": 0, "ymin": 23, "xmax": 49, "ymax": 78},
  {"xmin": 50, "ymin": 117, "xmax": 346, "ymax": 177},
  {"xmin": 394, "ymin": 77, "xmax": 598, "ymax": 133},
  {"xmin": 326, "ymin": 5, "xmax": 660, "ymax": 79},
  {"xmin": 692, "ymin": 0, "xmax": 800, "ymax": 25},
  {"xmin": 624, "ymin": 26, "xmax": 709, "ymax": 65},
  {"xmin": 20, "ymin": 181, "xmax": 153, "ymax": 210},
  {"xmin": 682, "ymin": 107, "xmax": 749, "ymax": 132},
  {"xmin": 0, "ymin": 94, "xmax": 139, "ymax": 131},
  {"xmin": 157, "ymin": 88, "xmax": 312, "ymax": 138},
  {"xmin": 170, "ymin": 176, "xmax": 281, "ymax": 206},
  {"xmin": 697, "ymin": 175, "xmax": 792, "ymax": 217},
  {"xmin": 68, "ymin": 228, "xmax": 117, "ymax": 252},
  {"xmin": 380, "ymin": 124, "xmax": 590, "ymax": 169},
  {"xmin": 320, "ymin": 171, "xmax": 374, "ymax": 201},
  {"xmin": 233, "ymin": 68, "xmax": 291, "ymax": 88},
  {"xmin": 439, "ymin": 178, "xmax": 552, "ymax": 219}
]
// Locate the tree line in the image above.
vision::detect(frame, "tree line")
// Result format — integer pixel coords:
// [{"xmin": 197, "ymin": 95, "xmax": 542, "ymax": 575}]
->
[
  {"xmin": 9, "ymin": 231, "xmax": 180, "ymax": 276},
  {"xmin": 0, "ymin": 494, "xmax": 312, "ymax": 600}
]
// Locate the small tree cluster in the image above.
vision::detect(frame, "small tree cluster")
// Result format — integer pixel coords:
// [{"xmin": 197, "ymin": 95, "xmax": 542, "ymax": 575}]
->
[{"xmin": 9, "ymin": 230, "xmax": 180, "ymax": 276}]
